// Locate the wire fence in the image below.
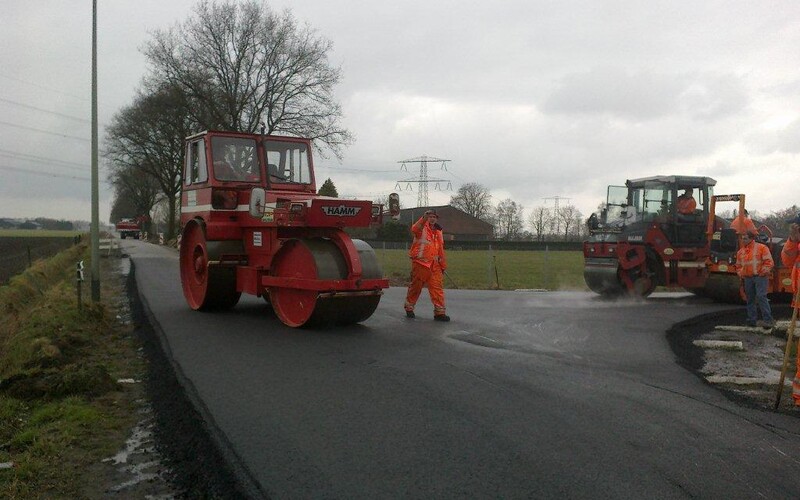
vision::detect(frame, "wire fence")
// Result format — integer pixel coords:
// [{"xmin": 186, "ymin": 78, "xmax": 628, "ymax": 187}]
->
[{"xmin": 0, "ymin": 237, "xmax": 78, "ymax": 285}]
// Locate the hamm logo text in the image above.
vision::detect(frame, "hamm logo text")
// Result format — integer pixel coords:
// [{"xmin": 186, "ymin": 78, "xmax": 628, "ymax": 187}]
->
[{"xmin": 321, "ymin": 205, "xmax": 362, "ymax": 217}]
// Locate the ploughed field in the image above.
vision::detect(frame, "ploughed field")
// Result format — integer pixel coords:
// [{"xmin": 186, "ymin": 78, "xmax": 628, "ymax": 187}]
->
[{"xmin": 0, "ymin": 230, "xmax": 80, "ymax": 284}]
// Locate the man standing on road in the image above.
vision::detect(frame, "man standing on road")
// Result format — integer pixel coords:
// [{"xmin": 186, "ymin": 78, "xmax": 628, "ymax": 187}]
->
[
  {"xmin": 405, "ymin": 210, "xmax": 450, "ymax": 321},
  {"xmin": 736, "ymin": 230, "xmax": 774, "ymax": 328},
  {"xmin": 781, "ymin": 214, "xmax": 800, "ymax": 407}
]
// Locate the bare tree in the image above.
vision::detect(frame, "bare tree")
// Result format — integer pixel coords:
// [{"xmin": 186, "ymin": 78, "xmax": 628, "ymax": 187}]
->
[
  {"xmin": 556, "ymin": 204, "xmax": 582, "ymax": 241},
  {"xmin": 528, "ymin": 206, "xmax": 552, "ymax": 242},
  {"xmin": 760, "ymin": 205, "xmax": 799, "ymax": 238},
  {"xmin": 449, "ymin": 182, "xmax": 493, "ymax": 221},
  {"xmin": 495, "ymin": 198, "xmax": 525, "ymax": 240},
  {"xmin": 105, "ymin": 84, "xmax": 194, "ymax": 239},
  {"xmin": 144, "ymin": 0, "xmax": 352, "ymax": 158}
]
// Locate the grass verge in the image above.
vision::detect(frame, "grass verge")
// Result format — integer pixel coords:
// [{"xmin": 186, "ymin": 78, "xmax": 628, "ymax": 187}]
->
[
  {"xmin": 375, "ymin": 248, "xmax": 588, "ymax": 290},
  {"xmin": 0, "ymin": 243, "xmax": 145, "ymax": 498}
]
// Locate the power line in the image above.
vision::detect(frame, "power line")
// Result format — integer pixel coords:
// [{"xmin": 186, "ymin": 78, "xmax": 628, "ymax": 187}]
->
[
  {"xmin": 0, "ymin": 164, "xmax": 90, "ymax": 181},
  {"xmin": 0, "ymin": 97, "xmax": 90, "ymax": 124},
  {"xmin": 316, "ymin": 165, "xmax": 396, "ymax": 173},
  {"xmin": 0, "ymin": 74, "xmax": 89, "ymax": 102},
  {"xmin": 0, "ymin": 149, "xmax": 89, "ymax": 169},
  {"xmin": 0, "ymin": 120, "xmax": 90, "ymax": 142}
]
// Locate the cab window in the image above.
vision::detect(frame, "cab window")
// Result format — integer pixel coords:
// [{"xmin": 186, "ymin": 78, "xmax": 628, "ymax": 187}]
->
[
  {"xmin": 210, "ymin": 137, "xmax": 260, "ymax": 182},
  {"xmin": 264, "ymin": 140, "xmax": 312, "ymax": 185},
  {"xmin": 185, "ymin": 140, "xmax": 208, "ymax": 185}
]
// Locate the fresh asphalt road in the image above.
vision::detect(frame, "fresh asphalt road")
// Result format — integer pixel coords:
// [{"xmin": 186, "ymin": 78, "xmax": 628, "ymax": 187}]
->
[{"xmin": 125, "ymin": 240, "xmax": 800, "ymax": 499}]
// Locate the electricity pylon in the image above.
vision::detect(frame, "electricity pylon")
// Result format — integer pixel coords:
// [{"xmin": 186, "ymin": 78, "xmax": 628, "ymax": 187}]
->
[{"xmin": 395, "ymin": 155, "xmax": 452, "ymax": 208}]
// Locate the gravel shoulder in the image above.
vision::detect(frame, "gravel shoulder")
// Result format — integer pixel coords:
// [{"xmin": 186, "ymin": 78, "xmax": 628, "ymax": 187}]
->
[{"xmin": 667, "ymin": 304, "xmax": 800, "ymax": 416}]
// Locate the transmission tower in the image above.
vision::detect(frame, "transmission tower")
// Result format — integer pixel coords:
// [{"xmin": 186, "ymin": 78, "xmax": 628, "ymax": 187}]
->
[
  {"xmin": 543, "ymin": 195, "xmax": 571, "ymax": 211},
  {"xmin": 395, "ymin": 155, "xmax": 452, "ymax": 207},
  {"xmin": 543, "ymin": 195, "xmax": 571, "ymax": 234}
]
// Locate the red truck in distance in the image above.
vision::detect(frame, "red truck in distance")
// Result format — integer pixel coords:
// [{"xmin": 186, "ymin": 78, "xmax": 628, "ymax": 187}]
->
[{"xmin": 115, "ymin": 216, "xmax": 145, "ymax": 239}]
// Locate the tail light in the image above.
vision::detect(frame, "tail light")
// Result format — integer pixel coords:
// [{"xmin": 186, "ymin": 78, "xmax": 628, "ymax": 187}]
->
[{"xmin": 212, "ymin": 189, "xmax": 238, "ymax": 209}]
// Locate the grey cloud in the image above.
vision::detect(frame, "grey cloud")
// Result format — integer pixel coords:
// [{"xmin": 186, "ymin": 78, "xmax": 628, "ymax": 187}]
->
[
  {"xmin": 748, "ymin": 118, "xmax": 800, "ymax": 155},
  {"xmin": 678, "ymin": 74, "xmax": 750, "ymax": 121},
  {"xmin": 542, "ymin": 68, "xmax": 750, "ymax": 123},
  {"xmin": 541, "ymin": 67, "xmax": 686, "ymax": 120}
]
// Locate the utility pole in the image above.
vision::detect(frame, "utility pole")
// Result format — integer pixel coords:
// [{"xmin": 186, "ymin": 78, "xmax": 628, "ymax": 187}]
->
[
  {"xmin": 90, "ymin": 0, "xmax": 100, "ymax": 301},
  {"xmin": 395, "ymin": 155, "xmax": 452, "ymax": 208}
]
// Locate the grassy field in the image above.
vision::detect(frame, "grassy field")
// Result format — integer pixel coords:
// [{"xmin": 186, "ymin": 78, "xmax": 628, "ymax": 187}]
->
[
  {"xmin": 0, "ymin": 232, "xmax": 81, "ymax": 285},
  {"xmin": 374, "ymin": 248, "xmax": 588, "ymax": 291},
  {"xmin": 0, "ymin": 229, "xmax": 82, "ymax": 238}
]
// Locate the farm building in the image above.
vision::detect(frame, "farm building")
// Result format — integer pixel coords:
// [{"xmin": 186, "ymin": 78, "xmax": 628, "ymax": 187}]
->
[{"xmin": 395, "ymin": 205, "xmax": 494, "ymax": 241}]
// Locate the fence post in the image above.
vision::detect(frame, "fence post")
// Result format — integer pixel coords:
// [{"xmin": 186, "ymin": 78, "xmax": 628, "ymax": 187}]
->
[
  {"xmin": 76, "ymin": 261, "xmax": 85, "ymax": 311},
  {"xmin": 487, "ymin": 244, "xmax": 493, "ymax": 287},
  {"xmin": 27, "ymin": 245, "xmax": 32, "ymax": 267},
  {"xmin": 544, "ymin": 245, "xmax": 550, "ymax": 289}
]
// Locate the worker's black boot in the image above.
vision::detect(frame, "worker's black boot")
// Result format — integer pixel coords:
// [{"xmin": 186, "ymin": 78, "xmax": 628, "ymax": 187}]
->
[
  {"xmin": 434, "ymin": 314, "xmax": 450, "ymax": 322},
  {"xmin": 405, "ymin": 310, "xmax": 415, "ymax": 319}
]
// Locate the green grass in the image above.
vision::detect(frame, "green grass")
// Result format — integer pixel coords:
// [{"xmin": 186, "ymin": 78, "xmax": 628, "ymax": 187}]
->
[
  {"xmin": 0, "ymin": 229, "xmax": 82, "ymax": 238},
  {"xmin": 0, "ymin": 244, "xmax": 143, "ymax": 497},
  {"xmin": 374, "ymin": 249, "xmax": 588, "ymax": 291}
]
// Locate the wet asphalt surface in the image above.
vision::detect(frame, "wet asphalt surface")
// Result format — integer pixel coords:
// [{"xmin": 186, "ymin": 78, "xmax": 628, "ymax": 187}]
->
[{"xmin": 123, "ymin": 240, "xmax": 800, "ymax": 499}]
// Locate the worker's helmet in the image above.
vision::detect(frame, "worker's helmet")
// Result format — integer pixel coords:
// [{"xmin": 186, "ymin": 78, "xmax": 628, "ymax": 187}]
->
[{"xmin": 424, "ymin": 210, "xmax": 438, "ymax": 218}]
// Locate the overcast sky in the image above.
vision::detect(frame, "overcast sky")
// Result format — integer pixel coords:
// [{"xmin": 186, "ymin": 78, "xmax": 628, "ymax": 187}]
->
[{"xmin": 2, "ymin": 0, "xmax": 799, "ymax": 226}]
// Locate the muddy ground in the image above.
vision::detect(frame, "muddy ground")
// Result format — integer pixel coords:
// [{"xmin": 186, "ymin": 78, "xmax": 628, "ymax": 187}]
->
[{"xmin": 85, "ymin": 256, "xmax": 243, "ymax": 498}]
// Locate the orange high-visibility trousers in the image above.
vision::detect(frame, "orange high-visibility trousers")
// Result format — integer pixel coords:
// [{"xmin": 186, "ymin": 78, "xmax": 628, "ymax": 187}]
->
[{"xmin": 405, "ymin": 261, "xmax": 446, "ymax": 315}]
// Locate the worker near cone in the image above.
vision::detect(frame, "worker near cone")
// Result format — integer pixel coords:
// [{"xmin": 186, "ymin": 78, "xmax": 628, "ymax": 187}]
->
[
  {"xmin": 405, "ymin": 209, "xmax": 450, "ymax": 321},
  {"xmin": 781, "ymin": 214, "xmax": 800, "ymax": 406},
  {"xmin": 736, "ymin": 230, "xmax": 774, "ymax": 328}
]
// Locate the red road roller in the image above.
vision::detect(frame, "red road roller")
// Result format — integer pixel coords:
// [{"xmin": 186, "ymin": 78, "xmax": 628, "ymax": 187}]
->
[{"xmin": 179, "ymin": 130, "xmax": 393, "ymax": 327}]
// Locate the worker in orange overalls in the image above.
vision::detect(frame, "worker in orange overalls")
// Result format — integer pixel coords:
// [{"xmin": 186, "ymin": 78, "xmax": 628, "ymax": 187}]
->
[
  {"xmin": 405, "ymin": 210, "xmax": 450, "ymax": 321},
  {"xmin": 676, "ymin": 188, "xmax": 697, "ymax": 215},
  {"xmin": 781, "ymin": 214, "xmax": 800, "ymax": 406},
  {"xmin": 730, "ymin": 209, "xmax": 757, "ymax": 235},
  {"xmin": 736, "ymin": 230, "xmax": 774, "ymax": 328}
]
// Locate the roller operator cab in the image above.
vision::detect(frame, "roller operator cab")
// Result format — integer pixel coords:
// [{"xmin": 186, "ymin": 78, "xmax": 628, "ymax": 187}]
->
[
  {"xmin": 179, "ymin": 130, "xmax": 390, "ymax": 327},
  {"xmin": 583, "ymin": 175, "xmax": 716, "ymax": 298}
]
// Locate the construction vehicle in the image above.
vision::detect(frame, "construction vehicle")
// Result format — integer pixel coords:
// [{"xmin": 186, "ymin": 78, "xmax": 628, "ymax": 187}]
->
[
  {"xmin": 115, "ymin": 217, "xmax": 143, "ymax": 239},
  {"xmin": 704, "ymin": 194, "xmax": 793, "ymax": 302},
  {"xmin": 583, "ymin": 175, "xmax": 717, "ymax": 298},
  {"xmin": 583, "ymin": 175, "xmax": 794, "ymax": 302},
  {"xmin": 179, "ymin": 130, "xmax": 393, "ymax": 327}
]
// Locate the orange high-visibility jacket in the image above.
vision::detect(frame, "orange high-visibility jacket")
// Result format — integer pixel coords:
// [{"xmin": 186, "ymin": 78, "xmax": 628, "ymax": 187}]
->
[
  {"xmin": 730, "ymin": 216, "xmax": 757, "ymax": 235},
  {"xmin": 677, "ymin": 196, "xmax": 696, "ymax": 214},
  {"xmin": 736, "ymin": 240, "xmax": 773, "ymax": 278},
  {"xmin": 408, "ymin": 217, "xmax": 447, "ymax": 269},
  {"xmin": 782, "ymin": 240, "xmax": 800, "ymax": 306}
]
